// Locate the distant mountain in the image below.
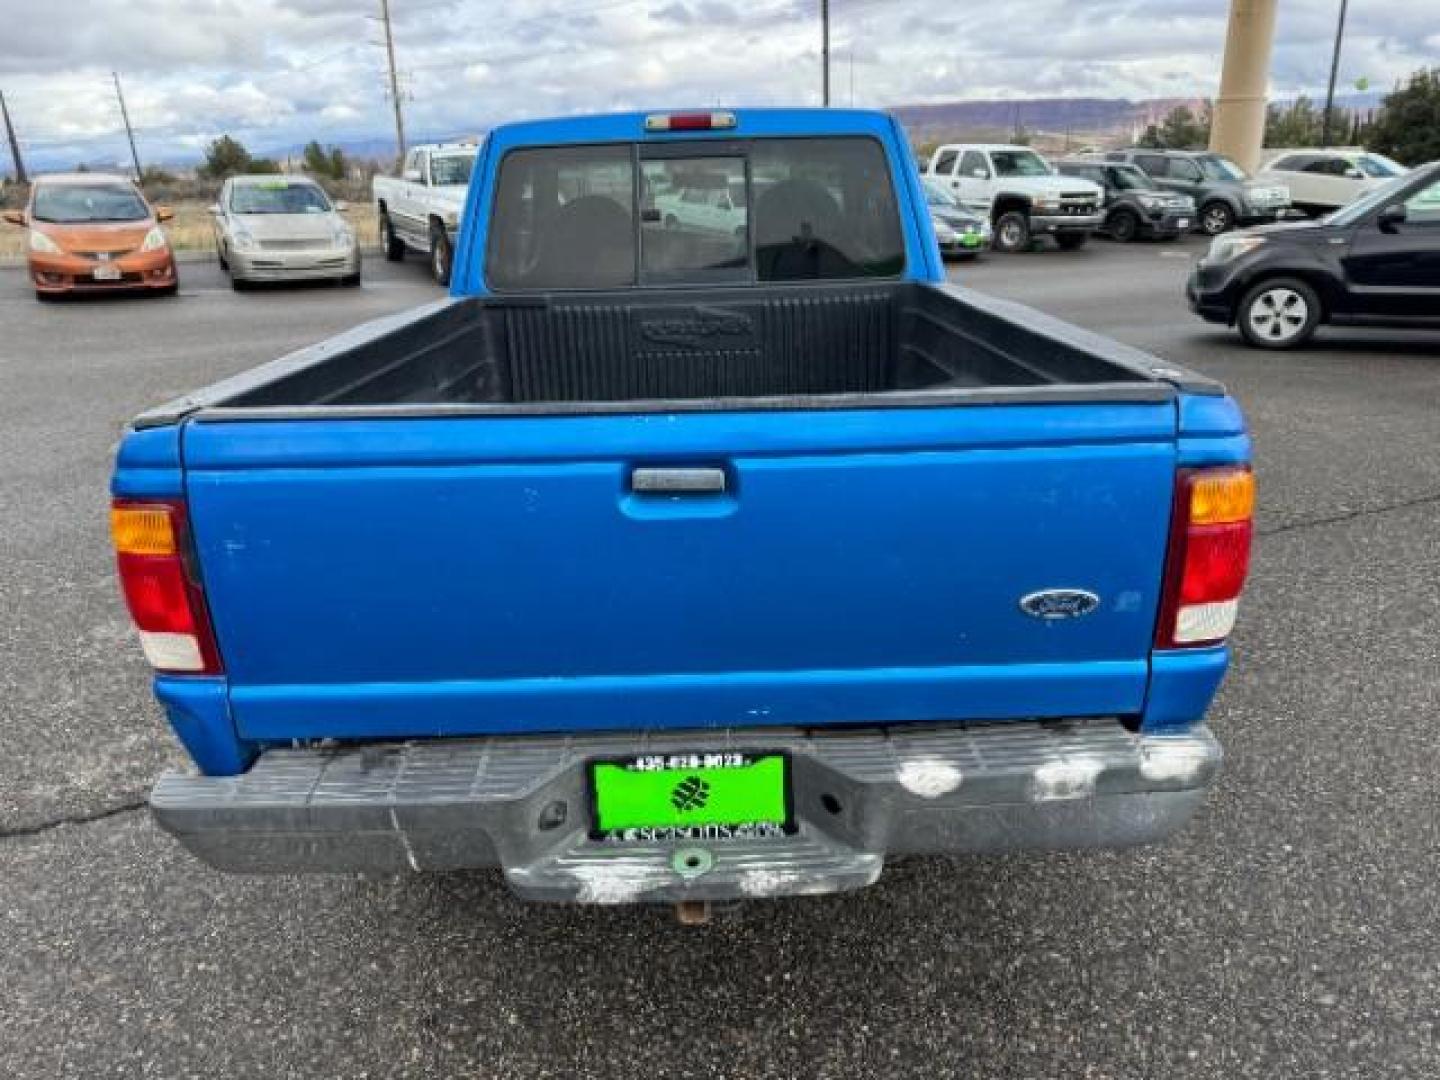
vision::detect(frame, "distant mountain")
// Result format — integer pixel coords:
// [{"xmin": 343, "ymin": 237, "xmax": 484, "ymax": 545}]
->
[
  {"xmin": 890, "ymin": 97, "xmax": 1205, "ymax": 143},
  {"xmin": 7, "ymin": 92, "xmax": 1391, "ymax": 179}
]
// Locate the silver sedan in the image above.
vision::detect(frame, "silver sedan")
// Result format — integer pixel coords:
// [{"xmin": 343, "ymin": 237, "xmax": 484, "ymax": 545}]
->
[{"xmin": 211, "ymin": 175, "xmax": 361, "ymax": 289}]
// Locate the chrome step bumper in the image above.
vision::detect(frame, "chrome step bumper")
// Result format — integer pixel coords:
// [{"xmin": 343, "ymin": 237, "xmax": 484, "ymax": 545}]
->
[{"xmin": 151, "ymin": 720, "xmax": 1221, "ymax": 903}]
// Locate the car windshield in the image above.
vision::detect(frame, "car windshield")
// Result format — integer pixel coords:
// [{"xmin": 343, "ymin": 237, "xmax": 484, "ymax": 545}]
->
[
  {"xmin": 431, "ymin": 153, "xmax": 476, "ymax": 186},
  {"xmin": 989, "ymin": 151, "xmax": 1051, "ymax": 177},
  {"xmin": 923, "ymin": 178, "xmax": 959, "ymax": 207},
  {"xmin": 1110, "ymin": 165, "xmax": 1152, "ymax": 191},
  {"xmin": 1324, "ymin": 172, "xmax": 1417, "ymax": 227},
  {"xmin": 230, "ymin": 181, "xmax": 332, "ymax": 214},
  {"xmin": 1199, "ymin": 155, "xmax": 1247, "ymax": 182},
  {"xmin": 32, "ymin": 183, "xmax": 149, "ymax": 223},
  {"xmin": 1358, "ymin": 154, "xmax": 1405, "ymax": 179}
]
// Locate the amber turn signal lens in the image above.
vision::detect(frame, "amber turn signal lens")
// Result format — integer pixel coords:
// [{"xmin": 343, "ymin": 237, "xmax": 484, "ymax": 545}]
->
[
  {"xmin": 110, "ymin": 505, "xmax": 178, "ymax": 556},
  {"xmin": 1188, "ymin": 468, "xmax": 1255, "ymax": 526}
]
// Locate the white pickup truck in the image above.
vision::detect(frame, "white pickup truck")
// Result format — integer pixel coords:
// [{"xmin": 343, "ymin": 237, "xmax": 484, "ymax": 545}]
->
[
  {"xmin": 373, "ymin": 142, "xmax": 478, "ymax": 285},
  {"xmin": 925, "ymin": 143, "xmax": 1105, "ymax": 253}
]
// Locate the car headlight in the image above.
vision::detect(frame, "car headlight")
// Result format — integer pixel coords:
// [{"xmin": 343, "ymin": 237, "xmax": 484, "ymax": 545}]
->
[
  {"xmin": 330, "ymin": 221, "xmax": 354, "ymax": 248},
  {"xmin": 1033, "ymin": 197, "xmax": 1059, "ymax": 212},
  {"xmin": 1139, "ymin": 196, "xmax": 1162, "ymax": 210},
  {"xmin": 29, "ymin": 230, "xmax": 62, "ymax": 254},
  {"xmin": 230, "ymin": 227, "xmax": 257, "ymax": 252},
  {"xmin": 1206, "ymin": 235, "xmax": 1266, "ymax": 264},
  {"xmin": 932, "ymin": 220, "xmax": 957, "ymax": 240},
  {"xmin": 140, "ymin": 226, "xmax": 168, "ymax": 253}
]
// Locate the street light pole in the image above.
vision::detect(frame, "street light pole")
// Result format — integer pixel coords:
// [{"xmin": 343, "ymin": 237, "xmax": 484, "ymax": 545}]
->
[
  {"xmin": 1321, "ymin": 0, "xmax": 1349, "ymax": 148},
  {"xmin": 820, "ymin": 0, "xmax": 831, "ymax": 106}
]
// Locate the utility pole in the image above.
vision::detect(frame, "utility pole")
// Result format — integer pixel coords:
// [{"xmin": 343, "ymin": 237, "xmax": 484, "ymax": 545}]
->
[
  {"xmin": 0, "ymin": 90, "xmax": 27, "ymax": 184},
  {"xmin": 821, "ymin": 0, "xmax": 830, "ymax": 107},
  {"xmin": 379, "ymin": 0, "xmax": 407, "ymax": 163},
  {"xmin": 112, "ymin": 72, "xmax": 143, "ymax": 179},
  {"xmin": 1320, "ymin": 0, "xmax": 1349, "ymax": 148}
]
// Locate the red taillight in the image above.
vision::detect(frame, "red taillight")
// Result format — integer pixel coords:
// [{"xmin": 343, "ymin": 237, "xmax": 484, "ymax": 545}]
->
[
  {"xmin": 1155, "ymin": 467, "xmax": 1255, "ymax": 649},
  {"xmin": 644, "ymin": 111, "xmax": 737, "ymax": 132},
  {"xmin": 111, "ymin": 499, "xmax": 222, "ymax": 674}
]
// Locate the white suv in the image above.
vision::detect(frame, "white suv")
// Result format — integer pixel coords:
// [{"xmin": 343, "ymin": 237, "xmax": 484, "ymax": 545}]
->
[
  {"xmin": 1257, "ymin": 149, "xmax": 1408, "ymax": 215},
  {"xmin": 925, "ymin": 144, "xmax": 1105, "ymax": 252}
]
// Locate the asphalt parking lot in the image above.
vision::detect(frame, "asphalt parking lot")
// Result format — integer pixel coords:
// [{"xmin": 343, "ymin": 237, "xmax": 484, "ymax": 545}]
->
[{"xmin": 3, "ymin": 239, "xmax": 1438, "ymax": 1079}]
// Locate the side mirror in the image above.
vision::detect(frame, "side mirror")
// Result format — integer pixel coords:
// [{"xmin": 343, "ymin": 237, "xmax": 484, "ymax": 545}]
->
[
  {"xmin": 207, "ymin": 203, "xmax": 222, "ymax": 216},
  {"xmin": 402, "ymin": 168, "xmax": 422, "ymax": 183},
  {"xmin": 333, "ymin": 200, "xmax": 350, "ymax": 213},
  {"xmin": 2, "ymin": 209, "xmax": 25, "ymax": 226},
  {"xmin": 1377, "ymin": 203, "xmax": 1408, "ymax": 233},
  {"xmin": 155, "ymin": 206, "xmax": 175, "ymax": 223},
  {"xmin": 970, "ymin": 168, "xmax": 988, "ymax": 179},
  {"xmin": 1344, "ymin": 168, "xmax": 1363, "ymax": 179}
]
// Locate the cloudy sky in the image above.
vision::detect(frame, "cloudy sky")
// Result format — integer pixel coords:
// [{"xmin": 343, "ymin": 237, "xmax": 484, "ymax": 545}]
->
[{"xmin": 2, "ymin": 0, "xmax": 1438, "ymax": 167}]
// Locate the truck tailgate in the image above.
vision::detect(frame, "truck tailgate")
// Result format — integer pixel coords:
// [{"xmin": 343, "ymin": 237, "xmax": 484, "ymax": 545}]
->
[{"xmin": 182, "ymin": 402, "xmax": 1178, "ymax": 740}]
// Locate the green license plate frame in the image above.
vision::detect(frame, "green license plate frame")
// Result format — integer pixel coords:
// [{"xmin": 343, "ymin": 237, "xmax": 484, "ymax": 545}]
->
[{"xmin": 588, "ymin": 751, "xmax": 794, "ymax": 842}]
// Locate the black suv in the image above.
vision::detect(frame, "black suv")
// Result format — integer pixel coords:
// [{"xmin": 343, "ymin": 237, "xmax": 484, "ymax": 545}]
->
[
  {"xmin": 1055, "ymin": 159, "xmax": 1195, "ymax": 241},
  {"xmin": 1107, "ymin": 149, "xmax": 1291, "ymax": 235},
  {"xmin": 1187, "ymin": 162, "xmax": 1440, "ymax": 348}
]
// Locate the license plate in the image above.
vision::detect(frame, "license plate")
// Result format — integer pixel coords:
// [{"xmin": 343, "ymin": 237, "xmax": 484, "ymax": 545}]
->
[
  {"xmin": 1176, "ymin": 218, "xmax": 1191, "ymax": 229},
  {"xmin": 961, "ymin": 233, "xmax": 983, "ymax": 247},
  {"xmin": 92, "ymin": 265, "xmax": 121, "ymax": 281},
  {"xmin": 589, "ymin": 752, "xmax": 792, "ymax": 842}
]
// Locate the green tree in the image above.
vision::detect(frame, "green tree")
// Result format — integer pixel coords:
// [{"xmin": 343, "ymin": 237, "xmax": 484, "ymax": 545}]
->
[
  {"xmin": 1137, "ymin": 124, "xmax": 1165, "ymax": 149},
  {"xmin": 200, "ymin": 135, "xmax": 252, "ymax": 179},
  {"xmin": 1159, "ymin": 105, "xmax": 1209, "ymax": 149},
  {"xmin": 1264, "ymin": 96, "xmax": 1323, "ymax": 148},
  {"xmin": 301, "ymin": 140, "xmax": 350, "ymax": 180},
  {"xmin": 1367, "ymin": 68, "xmax": 1440, "ymax": 165},
  {"xmin": 247, "ymin": 157, "xmax": 282, "ymax": 175}
]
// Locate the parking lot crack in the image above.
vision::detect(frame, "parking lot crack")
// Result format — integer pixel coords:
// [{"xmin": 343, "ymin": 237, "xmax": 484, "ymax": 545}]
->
[
  {"xmin": 1259, "ymin": 490, "xmax": 1440, "ymax": 540},
  {"xmin": 0, "ymin": 799, "xmax": 147, "ymax": 841}
]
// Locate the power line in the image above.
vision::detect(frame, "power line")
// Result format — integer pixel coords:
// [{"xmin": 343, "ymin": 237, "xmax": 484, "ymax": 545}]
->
[{"xmin": 112, "ymin": 72, "xmax": 143, "ymax": 179}]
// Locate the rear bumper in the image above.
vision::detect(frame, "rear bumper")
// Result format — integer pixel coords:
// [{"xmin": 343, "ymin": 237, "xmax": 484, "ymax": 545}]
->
[{"xmin": 152, "ymin": 720, "xmax": 1221, "ymax": 903}]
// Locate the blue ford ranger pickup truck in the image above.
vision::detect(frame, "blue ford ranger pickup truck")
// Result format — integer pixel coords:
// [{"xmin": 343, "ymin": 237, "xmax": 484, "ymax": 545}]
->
[{"xmin": 112, "ymin": 109, "xmax": 1253, "ymax": 906}]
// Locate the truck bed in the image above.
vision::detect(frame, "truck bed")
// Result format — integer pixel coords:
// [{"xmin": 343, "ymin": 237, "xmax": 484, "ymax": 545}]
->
[{"xmin": 137, "ymin": 283, "xmax": 1218, "ymax": 427}]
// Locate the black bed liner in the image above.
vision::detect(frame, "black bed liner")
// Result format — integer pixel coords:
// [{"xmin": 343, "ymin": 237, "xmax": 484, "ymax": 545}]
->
[{"xmin": 134, "ymin": 282, "xmax": 1221, "ymax": 429}]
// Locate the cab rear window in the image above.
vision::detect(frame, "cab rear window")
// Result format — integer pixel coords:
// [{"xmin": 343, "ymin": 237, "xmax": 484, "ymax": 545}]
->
[{"xmin": 486, "ymin": 137, "xmax": 904, "ymax": 290}]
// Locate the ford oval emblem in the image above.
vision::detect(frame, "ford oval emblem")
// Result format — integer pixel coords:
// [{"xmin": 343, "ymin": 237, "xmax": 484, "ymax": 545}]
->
[{"xmin": 1020, "ymin": 589, "xmax": 1101, "ymax": 620}]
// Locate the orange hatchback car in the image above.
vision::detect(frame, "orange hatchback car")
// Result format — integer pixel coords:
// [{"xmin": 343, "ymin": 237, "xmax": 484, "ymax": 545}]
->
[{"xmin": 3, "ymin": 173, "xmax": 177, "ymax": 299}]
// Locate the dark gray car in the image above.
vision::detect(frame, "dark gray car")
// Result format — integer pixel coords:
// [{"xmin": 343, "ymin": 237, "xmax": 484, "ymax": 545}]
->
[
  {"xmin": 1055, "ymin": 160, "xmax": 1195, "ymax": 242},
  {"xmin": 1105, "ymin": 149, "xmax": 1291, "ymax": 236}
]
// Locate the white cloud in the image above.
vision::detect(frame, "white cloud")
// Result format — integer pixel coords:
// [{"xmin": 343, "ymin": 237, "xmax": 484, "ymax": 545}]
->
[{"xmin": 0, "ymin": 0, "xmax": 1435, "ymax": 169}]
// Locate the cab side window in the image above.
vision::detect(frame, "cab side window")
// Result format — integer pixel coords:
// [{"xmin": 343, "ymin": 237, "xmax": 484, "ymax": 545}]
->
[
  {"xmin": 1170, "ymin": 159, "xmax": 1203, "ymax": 183},
  {"xmin": 1305, "ymin": 158, "xmax": 1350, "ymax": 177},
  {"xmin": 959, "ymin": 151, "xmax": 990, "ymax": 178},
  {"xmin": 1135, "ymin": 154, "xmax": 1169, "ymax": 178},
  {"xmin": 932, "ymin": 149, "xmax": 959, "ymax": 176}
]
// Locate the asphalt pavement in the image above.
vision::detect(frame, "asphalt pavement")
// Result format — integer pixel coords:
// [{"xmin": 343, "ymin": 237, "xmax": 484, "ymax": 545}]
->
[{"xmin": 2, "ymin": 240, "xmax": 1438, "ymax": 1079}]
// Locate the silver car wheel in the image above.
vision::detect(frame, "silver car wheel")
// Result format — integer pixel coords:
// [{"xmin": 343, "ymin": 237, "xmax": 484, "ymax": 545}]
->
[{"xmin": 1246, "ymin": 287, "xmax": 1309, "ymax": 343}]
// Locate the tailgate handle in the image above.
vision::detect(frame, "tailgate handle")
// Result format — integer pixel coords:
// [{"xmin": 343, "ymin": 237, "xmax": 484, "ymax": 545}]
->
[{"xmin": 631, "ymin": 467, "xmax": 727, "ymax": 495}]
